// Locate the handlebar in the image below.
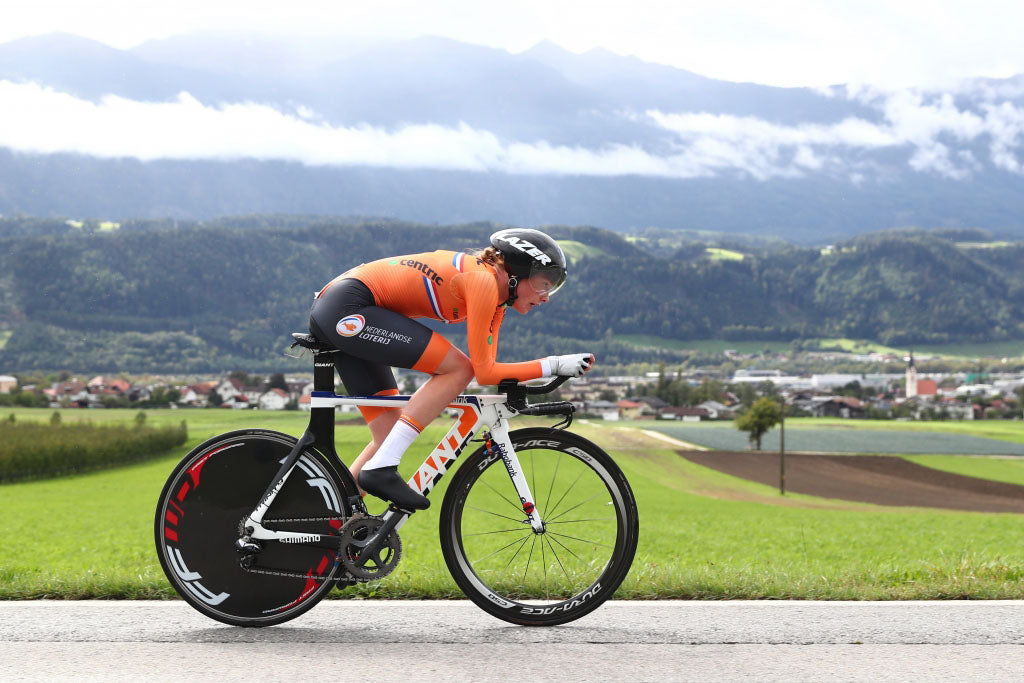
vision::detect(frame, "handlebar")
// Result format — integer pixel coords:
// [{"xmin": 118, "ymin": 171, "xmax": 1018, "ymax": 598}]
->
[
  {"xmin": 497, "ymin": 377, "xmax": 575, "ymax": 426},
  {"xmin": 524, "ymin": 375, "xmax": 572, "ymax": 395},
  {"xmin": 518, "ymin": 401, "xmax": 576, "ymax": 417}
]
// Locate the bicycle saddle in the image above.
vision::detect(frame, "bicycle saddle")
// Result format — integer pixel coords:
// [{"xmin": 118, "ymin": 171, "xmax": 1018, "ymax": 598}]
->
[{"xmin": 290, "ymin": 332, "xmax": 334, "ymax": 353}]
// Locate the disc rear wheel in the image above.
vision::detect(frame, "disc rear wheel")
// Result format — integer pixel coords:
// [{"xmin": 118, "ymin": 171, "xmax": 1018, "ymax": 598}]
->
[{"xmin": 154, "ymin": 430, "xmax": 353, "ymax": 627}]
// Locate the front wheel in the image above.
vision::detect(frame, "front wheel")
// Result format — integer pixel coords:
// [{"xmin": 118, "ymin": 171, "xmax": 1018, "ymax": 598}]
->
[
  {"xmin": 154, "ymin": 430, "xmax": 355, "ymax": 627},
  {"xmin": 440, "ymin": 428, "xmax": 639, "ymax": 626}
]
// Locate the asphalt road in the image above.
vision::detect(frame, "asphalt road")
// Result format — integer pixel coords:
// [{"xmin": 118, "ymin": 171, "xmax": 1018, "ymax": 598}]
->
[{"xmin": 2, "ymin": 600, "xmax": 1023, "ymax": 681}]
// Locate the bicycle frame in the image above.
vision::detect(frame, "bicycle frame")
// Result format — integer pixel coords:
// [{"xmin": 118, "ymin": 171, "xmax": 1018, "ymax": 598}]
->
[{"xmin": 242, "ymin": 380, "xmax": 546, "ymax": 548}]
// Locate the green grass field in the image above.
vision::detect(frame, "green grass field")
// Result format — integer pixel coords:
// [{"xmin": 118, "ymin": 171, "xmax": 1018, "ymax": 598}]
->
[
  {"xmin": 817, "ymin": 337, "xmax": 1024, "ymax": 359},
  {"xmin": 617, "ymin": 334, "xmax": 1024, "ymax": 359},
  {"xmin": 619, "ymin": 336, "xmax": 795, "ymax": 353},
  {"xmin": 786, "ymin": 418, "xmax": 1024, "ymax": 444},
  {"xmin": 557, "ymin": 239, "xmax": 607, "ymax": 263},
  {"xmin": 956, "ymin": 241, "xmax": 1015, "ymax": 249},
  {"xmin": 903, "ymin": 454, "xmax": 1024, "ymax": 487},
  {"xmin": 1, "ymin": 409, "xmax": 1023, "ymax": 600},
  {"xmin": 705, "ymin": 247, "xmax": 745, "ymax": 261}
]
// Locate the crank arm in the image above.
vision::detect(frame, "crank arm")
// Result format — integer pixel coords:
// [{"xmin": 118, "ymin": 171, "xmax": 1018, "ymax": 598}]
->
[{"xmin": 355, "ymin": 508, "xmax": 408, "ymax": 563}]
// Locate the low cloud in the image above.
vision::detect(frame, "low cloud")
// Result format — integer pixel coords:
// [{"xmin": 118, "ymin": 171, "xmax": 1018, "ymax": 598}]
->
[
  {"xmin": 2, "ymin": 79, "xmax": 1024, "ymax": 181},
  {"xmin": 0, "ymin": 81, "xmax": 698, "ymax": 177},
  {"xmin": 647, "ymin": 89, "xmax": 1024, "ymax": 180}
]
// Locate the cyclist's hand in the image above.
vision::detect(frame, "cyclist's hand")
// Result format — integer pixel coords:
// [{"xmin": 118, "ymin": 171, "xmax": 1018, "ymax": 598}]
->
[{"xmin": 545, "ymin": 353, "xmax": 595, "ymax": 377}]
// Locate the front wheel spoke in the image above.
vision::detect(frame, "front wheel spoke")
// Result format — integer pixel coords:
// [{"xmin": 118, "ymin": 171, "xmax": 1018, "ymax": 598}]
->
[
  {"xmin": 545, "ymin": 468, "xmax": 587, "ymax": 519},
  {"xmin": 523, "ymin": 535, "xmax": 538, "ymax": 582},
  {"xmin": 545, "ymin": 532, "xmax": 596, "ymax": 567},
  {"xmin": 501, "ymin": 535, "xmax": 533, "ymax": 577},
  {"xmin": 473, "ymin": 532, "xmax": 533, "ymax": 565},
  {"xmin": 543, "ymin": 451, "xmax": 564, "ymax": 513},
  {"xmin": 463, "ymin": 527, "xmax": 531, "ymax": 537},
  {"xmin": 544, "ymin": 535, "xmax": 574, "ymax": 586},
  {"xmin": 464, "ymin": 504, "xmax": 527, "ymax": 525},
  {"xmin": 545, "ymin": 492, "xmax": 609, "ymax": 523},
  {"xmin": 545, "ymin": 516, "xmax": 616, "ymax": 525},
  {"xmin": 540, "ymin": 532, "xmax": 549, "ymax": 597},
  {"xmin": 478, "ymin": 477, "xmax": 525, "ymax": 516},
  {"xmin": 546, "ymin": 529, "xmax": 614, "ymax": 550}
]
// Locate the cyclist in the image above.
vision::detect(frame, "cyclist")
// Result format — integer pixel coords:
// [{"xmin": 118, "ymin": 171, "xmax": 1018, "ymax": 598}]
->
[{"xmin": 308, "ymin": 228, "xmax": 594, "ymax": 511}]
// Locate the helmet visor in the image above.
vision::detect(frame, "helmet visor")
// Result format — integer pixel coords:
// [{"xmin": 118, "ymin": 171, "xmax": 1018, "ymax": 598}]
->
[{"xmin": 526, "ymin": 266, "xmax": 566, "ymax": 296}]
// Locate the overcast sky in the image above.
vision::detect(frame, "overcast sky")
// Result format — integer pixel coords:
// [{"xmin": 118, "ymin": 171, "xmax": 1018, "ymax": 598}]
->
[
  {"xmin": 4, "ymin": 1, "xmax": 1023, "ymax": 180},
  {"xmin": 3, "ymin": 0, "xmax": 1023, "ymax": 89}
]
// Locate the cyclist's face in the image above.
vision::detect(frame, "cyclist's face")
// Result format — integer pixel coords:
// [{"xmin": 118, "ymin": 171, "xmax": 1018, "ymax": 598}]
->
[{"xmin": 511, "ymin": 275, "xmax": 550, "ymax": 314}]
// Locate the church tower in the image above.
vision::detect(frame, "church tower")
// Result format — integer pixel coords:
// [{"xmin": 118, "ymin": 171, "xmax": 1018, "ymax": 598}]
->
[{"xmin": 906, "ymin": 351, "xmax": 918, "ymax": 398}]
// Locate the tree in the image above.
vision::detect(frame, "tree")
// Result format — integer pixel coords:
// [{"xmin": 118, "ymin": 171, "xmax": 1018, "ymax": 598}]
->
[
  {"xmin": 732, "ymin": 382, "xmax": 757, "ymax": 408},
  {"xmin": 736, "ymin": 397, "xmax": 782, "ymax": 450},
  {"xmin": 230, "ymin": 370, "xmax": 259, "ymax": 387},
  {"xmin": 840, "ymin": 380, "xmax": 864, "ymax": 399},
  {"xmin": 268, "ymin": 373, "xmax": 287, "ymax": 390}
]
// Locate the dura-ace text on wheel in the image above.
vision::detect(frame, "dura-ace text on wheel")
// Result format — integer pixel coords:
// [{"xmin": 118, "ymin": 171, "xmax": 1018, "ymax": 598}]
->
[
  {"xmin": 154, "ymin": 430, "xmax": 352, "ymax": 627},
  {"xmin": 440, "ymin": 427, "xmax": 639, "ymax": 626}
]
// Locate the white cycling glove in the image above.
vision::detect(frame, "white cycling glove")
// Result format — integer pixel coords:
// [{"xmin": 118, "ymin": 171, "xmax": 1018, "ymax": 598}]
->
[{"xmin": 542, "ymin": 353, "xmax": 595, "ymax": 377}]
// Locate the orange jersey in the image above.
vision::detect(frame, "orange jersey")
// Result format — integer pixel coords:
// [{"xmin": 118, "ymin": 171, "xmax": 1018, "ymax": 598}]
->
[{"xmin": 320, "ymin": 251, "xmax": 544, "ymax": 385}]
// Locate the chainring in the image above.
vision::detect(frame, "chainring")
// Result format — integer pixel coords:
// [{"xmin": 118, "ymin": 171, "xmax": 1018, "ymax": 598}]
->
[{"xmin": 339, "ymin": 515, "xmax": 402, "ymax": 581}]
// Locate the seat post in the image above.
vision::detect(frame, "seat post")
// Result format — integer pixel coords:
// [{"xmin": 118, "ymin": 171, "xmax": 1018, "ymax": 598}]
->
[
  {"xmin": 313, "ymin": 352, "xmax": 336, "ymax": 393},
  {"xmin": 309, "ymin": 351, "xmax": 338, "ymax": 455}
]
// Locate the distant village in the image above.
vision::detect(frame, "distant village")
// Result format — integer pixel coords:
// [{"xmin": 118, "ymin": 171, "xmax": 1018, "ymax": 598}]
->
[{"xmin": 2, "ymin": 352, "xmax": 1022, "ymax": 421}]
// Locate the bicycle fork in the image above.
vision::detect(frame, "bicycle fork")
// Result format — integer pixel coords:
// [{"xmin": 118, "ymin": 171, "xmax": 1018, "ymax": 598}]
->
[{"xmin": 483, "ymin": 421, "xmax": 546, "ymax": 534}]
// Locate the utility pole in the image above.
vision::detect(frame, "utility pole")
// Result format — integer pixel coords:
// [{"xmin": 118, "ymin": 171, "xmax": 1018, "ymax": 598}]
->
[{"xmin": 779, "ymin": 398, "xmax": 786, "ymax": 496}]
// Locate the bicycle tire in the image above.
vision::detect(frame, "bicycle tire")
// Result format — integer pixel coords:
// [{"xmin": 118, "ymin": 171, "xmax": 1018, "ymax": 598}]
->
[
  {"xmin": 440, "ymin": 427, "xmax": 638, "ymax": 626},
  {"xmin": 155, "ymin": 429, "xmax": 354, "ymax": 627}
]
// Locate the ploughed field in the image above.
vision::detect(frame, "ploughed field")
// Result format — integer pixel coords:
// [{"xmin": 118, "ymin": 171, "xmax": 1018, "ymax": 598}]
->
[{"xmin": 680, "ymin": 451, "xmax": 1024, "ymax": 513}]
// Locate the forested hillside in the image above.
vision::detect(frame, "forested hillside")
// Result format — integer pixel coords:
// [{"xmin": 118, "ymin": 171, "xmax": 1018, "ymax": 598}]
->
[{"xmin": 1, "ymin": 218, "xmax": 1022, "ymax": 373}]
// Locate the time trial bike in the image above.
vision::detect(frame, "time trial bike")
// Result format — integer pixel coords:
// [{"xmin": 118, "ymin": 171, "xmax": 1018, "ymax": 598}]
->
[{"xmin": 154, "ymin": 333, "xmax": 638, "ymax": 627}]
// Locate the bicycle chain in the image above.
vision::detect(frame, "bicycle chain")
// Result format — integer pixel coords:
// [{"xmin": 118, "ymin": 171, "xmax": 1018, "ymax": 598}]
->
[{"xmin": 241, "ymin": 563, "xmax": 344, "ymax": 582}]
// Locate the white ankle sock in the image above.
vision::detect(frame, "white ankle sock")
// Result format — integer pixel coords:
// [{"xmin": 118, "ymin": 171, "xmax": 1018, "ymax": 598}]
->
[{"xmin": 361, "ymin": 415, "xmax": 423, "ymax": 471}]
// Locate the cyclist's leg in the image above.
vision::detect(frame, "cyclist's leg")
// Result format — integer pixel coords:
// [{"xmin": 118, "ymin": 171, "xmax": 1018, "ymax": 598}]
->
[
  {"xmin": 310, "ymin": 280, "xmax": 473, "ymax": 507},
  {"xmin": 330, "ymin": 352, "xmax": 401, "ymax": 486},
  {"xmin": 348, "ymin": 412, "xmax": 400, "ymax": 484},
  {"xmin": 357, "ymin": 342, "xmax": 473, "ymax": 471},
  {"xmin": 401, "ymin": 345, "xmax": 474, "ymax": 429}
]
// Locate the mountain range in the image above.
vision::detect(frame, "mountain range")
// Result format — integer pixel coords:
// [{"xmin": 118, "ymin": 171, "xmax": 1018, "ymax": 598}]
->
[
  {"xmin": 1, "ymin": 217, "xmax": 1021, "ymax": 373},
  {"xmin": 2, "ymin": 32, "xmax": 1024, "ymax": 242}
]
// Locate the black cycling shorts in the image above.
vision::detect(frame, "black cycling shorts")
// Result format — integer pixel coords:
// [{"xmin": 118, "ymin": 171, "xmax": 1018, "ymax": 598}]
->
[{"xmin": 308, "ymin": 279, "xmax": 451, "ymax": 400}]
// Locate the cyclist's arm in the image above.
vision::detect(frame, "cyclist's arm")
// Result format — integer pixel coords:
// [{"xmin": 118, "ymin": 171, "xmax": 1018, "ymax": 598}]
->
[{"xmin": 459, "ymin": 271, "xmax": 546, "ymax": 385}]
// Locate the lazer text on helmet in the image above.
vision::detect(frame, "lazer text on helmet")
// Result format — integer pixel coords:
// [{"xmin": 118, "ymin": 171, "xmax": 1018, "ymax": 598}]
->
[{"xmin": 495, "ymin": 236, "xmax": 552, "ymax": 265}]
